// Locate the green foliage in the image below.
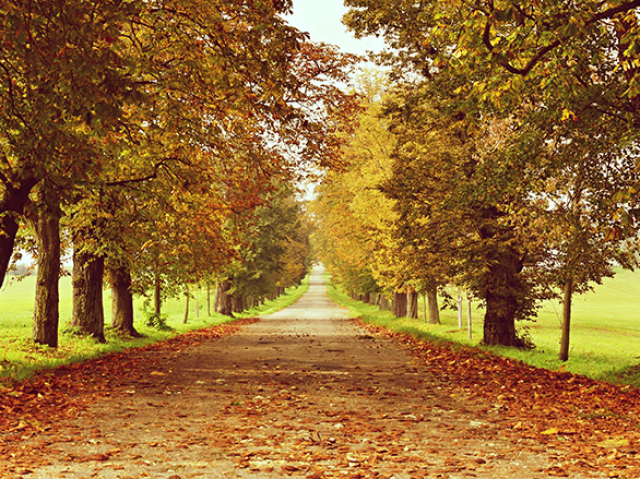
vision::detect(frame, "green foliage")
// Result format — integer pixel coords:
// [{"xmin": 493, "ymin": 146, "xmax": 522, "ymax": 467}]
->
[
  {"xmin": 337, "ymin": 0, "xmax": 640, "ymax": 352},
  {"xmin": 0, "ymin": 0, "xmax": 359, "ymax": 305},
  {"xmin": 141, "ymin": 301, "xmax": 172, "ymax": 332},
  {"xmin": 236, "ymin": 275, "xmax": 310, "ymax": 318},
  {"xmin": 310, "ymin": 71, "xmax": 399, "ymax": 297},
  {"xmin": 221, "ymin": 183, "xmax": 314, "ymax": 303}
]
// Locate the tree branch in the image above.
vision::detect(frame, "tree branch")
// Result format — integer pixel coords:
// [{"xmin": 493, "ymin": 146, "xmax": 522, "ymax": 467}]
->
[
  {"xmin": 592, "ymin": 0, "xmax": 640, "ymax": 22},
  {"xmin": 482, "ymin": 0, "xmax": 640, "ymax": 76}
]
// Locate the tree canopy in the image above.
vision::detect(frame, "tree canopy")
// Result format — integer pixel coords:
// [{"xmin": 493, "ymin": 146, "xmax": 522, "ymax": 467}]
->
[{"xmin": 308, "ymin": 1, "xmax": 640, "ymax": 354}]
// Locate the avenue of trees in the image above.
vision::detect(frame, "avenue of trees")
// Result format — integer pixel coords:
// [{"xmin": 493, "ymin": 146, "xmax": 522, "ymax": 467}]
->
[
  {"xmin": 312, "ymin": 1, "xmax": 640, "ymax": 360},
  {"xmin": 1, "ymin": 0, "xmax": 358, "ymax": 347}
]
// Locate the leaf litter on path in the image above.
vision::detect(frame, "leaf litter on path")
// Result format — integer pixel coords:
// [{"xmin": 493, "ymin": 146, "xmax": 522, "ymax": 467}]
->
[{"xmin": 0, "ymin": 270, "xmax": 639, "ymax": 478}]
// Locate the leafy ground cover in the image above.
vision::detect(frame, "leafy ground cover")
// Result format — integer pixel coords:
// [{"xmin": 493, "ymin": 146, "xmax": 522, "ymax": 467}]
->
[
  {"xmin": 0, "ymin": 275, "xmax": 309, "ymax": 383},
  {"xmin": 325, "ymin": 269, "xmax": 640, "ymax": 387},
  {"xmin": 1, "ymin": 269, "xmax": 639, "ymax": 479}
]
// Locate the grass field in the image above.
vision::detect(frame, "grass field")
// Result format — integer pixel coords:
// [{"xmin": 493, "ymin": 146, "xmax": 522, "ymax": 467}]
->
[
  {"xmin": 326, "ymin": 268, "xmax": 640, "ymax": 387},
  {"xmin": 3, "ymin": 269, "xmax": 640, "ymax": 388},
  {"xmin": 0, "ymin": 274, "xmax": 309, "ymax": 383}
]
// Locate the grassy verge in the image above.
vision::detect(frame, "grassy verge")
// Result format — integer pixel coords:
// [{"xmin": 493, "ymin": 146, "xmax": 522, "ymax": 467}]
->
[
  {"xmin": 0, "ymin": 274, "xmax": 309, "ymax": 383},
  {"xmin": 325, "ymin": 270, "xmax": 640, "ymax": 388}
]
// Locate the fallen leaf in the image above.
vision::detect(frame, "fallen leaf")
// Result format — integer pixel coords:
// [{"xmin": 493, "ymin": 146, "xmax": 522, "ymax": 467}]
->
[
  {"xmin": 597, "ymin": 438, "xmax": 630, "ymax": 449},
  {"xmin": 547, "ymin": 466, "xmax": 569, "ymax": 477}
]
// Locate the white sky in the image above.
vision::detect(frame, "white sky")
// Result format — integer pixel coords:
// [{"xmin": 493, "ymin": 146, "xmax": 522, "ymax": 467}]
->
[{"xmin": 285, "ymin": 0, "xmax": 384, "ymax": 56}]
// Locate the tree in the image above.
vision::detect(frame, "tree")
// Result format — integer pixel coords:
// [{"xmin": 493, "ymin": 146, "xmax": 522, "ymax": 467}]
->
[
  {"xmin": 0, "ymin": 0, "xmax": 143, "ymax": 286},
  {"xmin": 523, "ymin": 113, "xmax": 640, "ymax": 360},
  {"xmin": 344, "ymin": 0, "xmax": 640, "ymax": 349},
  {"xmin": 311, "ymin": 72, "xmax": 403, "ymax": 301},
  {"xmin": 217, "ymin": 183, "xmax": 314, "ymax": 312},
  {"xmin": 379, "ymin": 83, "xmax": 547, "ymax": 347},
  {"xmin": 0, "ymin": 0, "xmax": 358, "ymax": 286},
  {"xmin": 109, "ymin": 261, "xmax": 139, "ymax": 338},
  {"xmin": 6, "ymin": 0, "xmax": 358, "ymax": 345},
  {"xmin": 29, "ymin": 185, "xmax": 62, "ymax": 347}
]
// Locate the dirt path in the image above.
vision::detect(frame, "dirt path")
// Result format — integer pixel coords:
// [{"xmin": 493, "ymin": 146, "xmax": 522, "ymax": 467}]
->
[{"xmin": 0, "ymin": 267, "xmax": 630, "ymax": 478}]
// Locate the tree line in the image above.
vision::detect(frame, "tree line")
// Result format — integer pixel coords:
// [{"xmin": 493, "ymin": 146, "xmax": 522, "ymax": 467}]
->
[
  {"xmin": 312, "ymin": 1, "xmax": 640, "ymax": 360},
  {"xmin": 0, "ymin": 0, "xmax": 357, "ymax": 347}
]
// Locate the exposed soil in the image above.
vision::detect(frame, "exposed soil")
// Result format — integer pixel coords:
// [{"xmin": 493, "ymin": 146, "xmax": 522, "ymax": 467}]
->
[{"xmin": 1, "ymin": 267, "xmax": 639, "ymax": 478}]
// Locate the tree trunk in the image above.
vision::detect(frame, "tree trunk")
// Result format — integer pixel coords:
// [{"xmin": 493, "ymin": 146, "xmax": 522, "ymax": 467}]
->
[
  {"xmin": 109, "ymin": 264, "xmax": 140, "ymax": 337},
  {"xmin": 559, "ymin": 278, "xmax": 573, "ymax": 361},
  {"xmin": 467, "ymin": 296, "xmax": 472, "ymax": 340},
  {"xmin": 72, "ymin": 250, "xmax": 106, "ymax": 343},
  {"xmin": 154, "ymin": 270, "xmax": 162, "ymax": 316},
  {"xmin": 32, "ymin": 209, "xmax": 60, "ymax": 348},
  {"xmin": 232, "ymin": 295, "xmax": 245, "ymax": 313},
  {"xmin": 378, "ymin": 294, "xmax": 390, "ymax": 311},
  {"xmin": 426, "ymin": 286, "xmax": 440, "ymax": 324},
  {"xmin": 183, "ymin": 285, "xmax": 190, "ymax": 324},
  {"xmin": 232, "ymin": 296, "xmax": 240, "ymax": 313},
  {"xmin": 407, "ymin": 290, "xmax": 418, "ymax": 319},
  {"xmin": 482, "ymin": 249, "xmax": 526, "ymax": 347},
  {"xmin": 215, "ymin": 279, "xmax": 233, "ymax": 316},
  {"xmin": 71, "ymin": 247, "xmax": 86, "ymax": 330},
  {"xmin": 0, "ymin": 176, "xmax": 39, "ymax": 288},
  {"xmin": 392, "ymin": 291, "xmax": 407, "ymax": 318}
]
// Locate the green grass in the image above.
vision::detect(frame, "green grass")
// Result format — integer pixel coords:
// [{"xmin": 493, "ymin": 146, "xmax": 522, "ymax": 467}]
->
[
  {"xmin": 0, "ymin": 274, "xmax": 309, "ymax": 383},
  {"xmin": 325, "ymin": 269, "xmax": 640, "ymax": 387}
]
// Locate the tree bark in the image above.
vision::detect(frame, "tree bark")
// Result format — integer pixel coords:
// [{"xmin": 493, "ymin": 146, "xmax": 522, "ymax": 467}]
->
[
  {"xmin": 215, "ymin": 279, "xmax": 233, "ymax": 316},
  {"xmin": 71, "ymin": 247, "xmax": 86, "ymax": 330},
  {"xmin": 378, "ymin": 294, "xmax": 390, "ymax": 311},
  {"xmin": 559, "ymin": 277, "xmax": 573, "ymax": 361},
  {"xmin": 32, "ymin": 208, "xmax": 60, "ymax": 348},
  {"xmin": 426, "ymin": 286, "xmax": 440, "ymax": 324},
  {"xmin": 407, "ymin": 289, "xmax": 418, "ymax": 319},
  {"xmin": 392, "ymin": 291, "xmax": 407, "ymax": 318},
  {"xmin": 183, "ymin": 285, "xmax": 190, "ymax": 324},
  {"xmin": 467, "ymin": 296, "xmax": 473, "ymax": 340},
  {"xmin": 154, "ymin": 270, "xmax": 162, "ymax": 316},
  {"xmin": 232, "ymin": 295, "xmax": 244, "ymax": 313},
  {"xmin": 109, "ymin": 264, "xmax": 141, "ymax": 337},
  {"xmin": 72, "ymin": 250, "xmax": 106, "ymax": 343},
  {"xmin": 482, "ymin": 248, "xmax": 526, "ymax": 347}
]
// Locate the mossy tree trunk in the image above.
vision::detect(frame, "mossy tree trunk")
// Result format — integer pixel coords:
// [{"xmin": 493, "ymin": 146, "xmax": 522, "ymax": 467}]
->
[
  {"xmin": 215, "ymin": 279, "xmax": 233, "ymax": 316},
  {"xmin": 32, "ymin": 204, "xmax": 61, "ymax": 348},
  {"xmin": 426, "ymin": 285, "xmax": 440, "ymax": 324},
  {"xmin": 72, "ymin": 249, "xmax": 106, "ymax": 343},
  {"xmin": 110, "ymin": 263, "xmax": 141, "ymax": 337},
  {"xmin": 392, "ymin": 291, "xmax": 407, "ymax": 318}
]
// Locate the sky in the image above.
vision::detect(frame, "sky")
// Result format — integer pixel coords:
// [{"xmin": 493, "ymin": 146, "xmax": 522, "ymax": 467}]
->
[{"xmin": 285, "ymin": 0, "xmax": 384, "ymax": 56}]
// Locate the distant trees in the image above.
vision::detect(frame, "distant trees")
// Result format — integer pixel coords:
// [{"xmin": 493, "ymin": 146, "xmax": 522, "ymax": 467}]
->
[
  {"xmin": 310, "ymin": 72, "xmax": 398, "ymax": 306},
  {"xmin": 214, "ymin": 183, "xmax": 314, "ymax": 315}
]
